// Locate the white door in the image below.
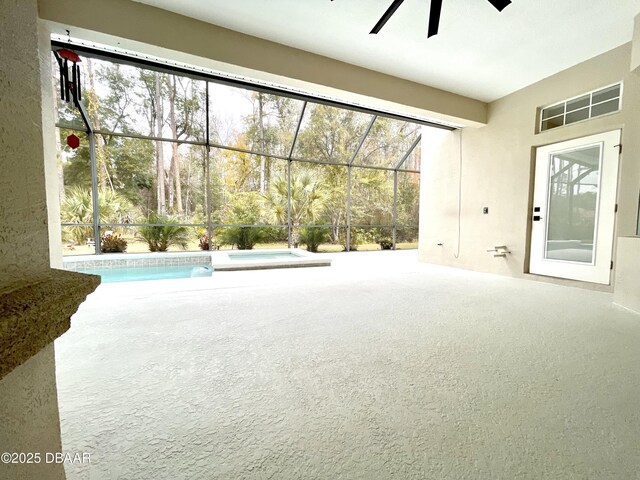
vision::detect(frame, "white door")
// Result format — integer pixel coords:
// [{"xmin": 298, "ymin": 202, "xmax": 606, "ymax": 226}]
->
[{"xmin": 530, "ymin": 130, "xmax": 620, "ymax": 284}]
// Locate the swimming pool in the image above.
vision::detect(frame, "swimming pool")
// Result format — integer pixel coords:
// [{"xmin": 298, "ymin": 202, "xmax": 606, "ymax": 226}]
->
[
  {"xmin": 63, "ymin": 249, "xmax": 330, "ymax": 281},
  {"xmin": 211, "ymin": 248, "xmax": 331, "ymax": 271},
  {"xmin": 83, "ymin": 264, "xmax": 213, "ymax": 283}
]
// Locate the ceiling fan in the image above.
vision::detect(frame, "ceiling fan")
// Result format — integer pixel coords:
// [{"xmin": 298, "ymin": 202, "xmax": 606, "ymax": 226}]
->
[{"xmin": 368, "ymin": 0, "xmax": 512, "ymax": 37}]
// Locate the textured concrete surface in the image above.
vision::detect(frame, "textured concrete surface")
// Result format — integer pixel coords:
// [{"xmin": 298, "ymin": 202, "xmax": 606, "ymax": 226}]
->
[
  {"xmin": 0, "ymin": 0, "xmax": 51, "ymax": 294},
  {"xmin": 0, "ymin": 344, "xmax": 65, "ymax": 480},
  {"xmin": 56, "ymin": 251, "xmax": 640, "ymax": 479},
  {"xmin": 1, "ymin": 269, "xmax": 100, "ymax": 381}
]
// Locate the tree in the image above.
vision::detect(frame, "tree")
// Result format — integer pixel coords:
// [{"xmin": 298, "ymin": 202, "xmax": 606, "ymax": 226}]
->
[
  {"xmin": 263, "ymin": 171, "xmax": 324, "ymax": 226},
  {"xmin": 219, "ymin": 191, "xmax": 265, "ymax": 249}
]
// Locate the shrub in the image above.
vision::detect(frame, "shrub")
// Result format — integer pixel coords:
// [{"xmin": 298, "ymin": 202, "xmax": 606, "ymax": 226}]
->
[
  {"xmin": 339, "ymin": 228, "xmax": 360, "ymax": 251},
  {"xmin": 198, "ymin": 234, "xmax": 220, "ymax": 251},
  {"xmin": 220, "ymin": 192, "xmax": 265, "ymax": 250},
  {"xmin": 100, "ymin": 233, "xmax": 128, "ymax": 253},
  {"xmin": 137, "ymin": 214, "xmax": 190, "ymax": 252},
  {"xmin": 198, "ymin": 234, "xmax": 210, "ymax": 250},
  {"xmin": 221, "ymin": 226, "xmax": 263, "ymax": 250},
  {"xmin": 378, "ymin": 238, "xmax": 393, "ymax": 250},
  {"xmin": 300, "ymin": 226, "xmax": 329, "ymax": 253}
]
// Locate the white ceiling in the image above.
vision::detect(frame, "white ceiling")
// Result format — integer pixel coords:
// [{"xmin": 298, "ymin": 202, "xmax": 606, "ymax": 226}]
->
[{"xmin": 132, "ymin": 0, "xmax": 640, "ymax": 102}]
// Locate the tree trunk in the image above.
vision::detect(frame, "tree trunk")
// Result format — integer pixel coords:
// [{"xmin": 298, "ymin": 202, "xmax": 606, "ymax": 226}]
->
[
  {"xmin": 185, "ymin": 160, "xmax": 191, "ymax": 217},
  {"xmin": 167, "ymin": 75, "xmax": 183, "ymax": 214},
  {"xmin": 258, "ymin": 93, "xmax": 266, "ymax": 193},
  {"xmin": 154, "ymin": 73, "xmax": 166, "ymax": 215},
  {"xmin": 86, "ymin": 59, "xmax": 113, "ymax": 192}
]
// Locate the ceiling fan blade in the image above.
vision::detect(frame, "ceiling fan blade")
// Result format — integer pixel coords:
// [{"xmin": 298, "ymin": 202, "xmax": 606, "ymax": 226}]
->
[
  {"xmin": 370, "ymin": 0, "xmax": 406, "ymax": 34},
  {"xmin": 427, "ymin": 0, "xmax": 443, "ymax": 38},
  {"xmin": 486, "ymin": 0, "xmax": 511, "ymax": 12}
]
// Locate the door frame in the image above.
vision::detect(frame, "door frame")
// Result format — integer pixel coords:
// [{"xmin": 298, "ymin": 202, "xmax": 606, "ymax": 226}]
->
[{"xmin": 529, "ymin": 129, "xmax": 621, "ymax": 285}]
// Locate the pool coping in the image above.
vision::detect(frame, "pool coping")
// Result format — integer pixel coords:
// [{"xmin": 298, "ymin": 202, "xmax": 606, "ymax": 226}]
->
[
  {"xmin": 63, "ymin": 251, "xmax": 212, "ymax": 271},
  {"xmin": 62, "ymin": 248, "xmax": 332, "ymax": 272},
  {"xmin": 211, "ymin": 248, "xmax": 332, "ymax": 271}
]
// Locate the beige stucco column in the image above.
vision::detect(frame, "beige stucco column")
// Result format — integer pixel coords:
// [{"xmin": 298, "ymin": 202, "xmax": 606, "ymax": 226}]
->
[
  {"xmin": 0, "ymin": 1, "xmax": 99, "ymax": 479},
  {"xmin": 612, "ymin": 13, "xmax": 640, "ymax": 314}
]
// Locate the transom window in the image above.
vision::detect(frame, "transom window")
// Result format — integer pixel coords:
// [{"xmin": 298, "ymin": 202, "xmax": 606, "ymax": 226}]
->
[{"xmin": 540, "ymin": 83, "xmax": 622, "ymax": 132}]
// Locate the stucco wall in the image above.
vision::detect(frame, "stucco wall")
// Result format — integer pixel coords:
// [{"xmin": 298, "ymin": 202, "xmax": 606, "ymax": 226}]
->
[
  {"xmin": 39, "ymin": 20, "xmax": 63, "ymax": 269},
  {"xmin": 419, "ymin": 43, "xmax": 640, "ymax": 288},
  {"xmin": 0, "ymin": 2, "xmax": 69, "ymax": 479},
  {"xmin": 0, "ymin": 0, "xmax": 52, "ymax": 293},
  {"xmin": 631, "ymin": 14, "xmax": 640, "ymax": 72},
  {"xmin": 614, "ymin": 236, "xmax": 640, "ymax": 313},
  {"xmin": 0, "ymin": 343, "xmax": 65, "ymax": 480}
]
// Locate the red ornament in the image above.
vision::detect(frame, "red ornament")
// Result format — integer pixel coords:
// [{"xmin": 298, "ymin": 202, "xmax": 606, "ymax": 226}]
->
[
  {"xmin": 56, "ymin": 48, "xmax": 81, "ymax": 64},
  {"xmin": 66, "ymin": 134, "xmax": 80, "ymax": 149}
]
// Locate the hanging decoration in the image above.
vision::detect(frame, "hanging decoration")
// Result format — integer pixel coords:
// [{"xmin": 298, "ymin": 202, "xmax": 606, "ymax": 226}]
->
[
  {"xmin": 66, "ymin": 133, "xmax": 80, "ymax": 150},
  {"xmin": 54, "ymin": 37, "xmax": 86, "ymax": 149},
  {"xmin": 53, "ymin": 47, "xmax": 82, "ymax": 104}
]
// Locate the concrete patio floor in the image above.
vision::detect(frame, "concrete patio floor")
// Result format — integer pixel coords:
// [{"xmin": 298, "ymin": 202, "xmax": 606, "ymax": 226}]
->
[{"xmin": 55, "ymin": 250, "xmax": 640, "ymax": 479}]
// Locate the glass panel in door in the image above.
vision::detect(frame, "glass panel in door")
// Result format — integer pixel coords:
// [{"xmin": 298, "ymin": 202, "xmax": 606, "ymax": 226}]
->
[{"xmin": 545, "ymin": 145, "xmax": 601, "ymax": 263}]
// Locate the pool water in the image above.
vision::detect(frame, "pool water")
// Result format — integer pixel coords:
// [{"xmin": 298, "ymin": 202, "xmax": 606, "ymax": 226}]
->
[
  {"xmin": 83, "ymin": 264, "xmax": 213, "ymax": 283},
  {"xmin": 229, "ymin": 252, "xmax": 300, "ymax": 261}
]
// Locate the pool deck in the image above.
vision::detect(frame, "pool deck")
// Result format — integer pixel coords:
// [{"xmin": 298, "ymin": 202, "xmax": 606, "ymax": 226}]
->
[{"xmin": 55, "ymin": 250, "xmax": 640, "ymax": 479}]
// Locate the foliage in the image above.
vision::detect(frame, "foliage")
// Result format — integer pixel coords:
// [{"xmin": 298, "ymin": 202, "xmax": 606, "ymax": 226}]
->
[
  {"xmin": 221, "ymin": 226, "xmax": 263, "ymax": 250},
  {"xmin": 300, "ymin": 226, "xmax": 329, "ymax": 253},
  {"xmin": 339, "ymin": 228, "xmax": 360, "ymax": 251},
  {"xmin": 101, "ymin": 233, "xmax": 128, "ymax": 253},
  {"xmin": 219, "ymin": 191, "xmax": 265, "ymax": 249},
  {"xmin": 136, "ymin": 214, "xmax": 190, "ymax": 252},
  {"xmin": 222, "ymin": 191, "xmax": 263, "ymax": 224},
  {"xmin": 263, "ymin": 172, "xmax": 324, "ymax": 226},
  {"xmin": 60, "ymin": 186, "xmax": 136, "ymax": 244},
  {"xmin": 198, "ymin": 234, "xmax": 220, "ymax": 251},
  {"xmin": 378, "ymin": 238, "xmax": 393, "ymax": 250},
  {"xmin": 350, "ymin": 169, "xmax": 394, "ymax": 227},
  {"xmin": 56, "ymin": 55, "xmax": 421, "ymax": 252},
  {"xmin": 198, "ymin": 234, "xmax": 210, "ymax": 250}
]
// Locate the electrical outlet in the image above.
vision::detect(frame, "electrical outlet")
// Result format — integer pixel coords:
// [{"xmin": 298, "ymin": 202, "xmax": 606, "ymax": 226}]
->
[{"xmin": 483, "ymin": 207, "xmax": 489, "ymax": 214}]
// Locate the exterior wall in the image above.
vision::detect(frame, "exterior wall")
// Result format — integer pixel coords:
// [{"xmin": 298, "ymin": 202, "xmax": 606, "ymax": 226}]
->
[
  {"xmin": 419, "ymin": 43, "xmax": 640, "ymax": 289},
  {"xmin": 39, "ymin": 21, "xmax": 63, "ymax": 269},
  {"xmin": 614, "ymin": 237, "xmax": 640, "ymax": 313},
  {"xmin": 0, "ymin": 2, "xmax": 75, "ymax": 479},
  {"xmin": 0, "ymin": 344, "xmax": 65, "ymax": 480},
  {"xmin": 0, "ymin": 0, "xmax": 52, "ymax": 294},
  {"xmin": 37, "ymin": 0, "xmax": 487, "ymax": 127},
  {"xmin": 631, "ymin": 14, "xmax": 640, "ymax": 71}
]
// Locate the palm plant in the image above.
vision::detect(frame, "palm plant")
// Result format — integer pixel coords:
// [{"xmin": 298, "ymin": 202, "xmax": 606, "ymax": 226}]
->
[
  {"xmin": 137, "ymin": 213, "xmax": 190, "ymax": 252},
  {"xmin": 299, "ymin": 226, "xmax": 329, "ymax": 252},
  {"xmin": 263, "ymin": 172, "xmax": 325, "ymax": 247},
  {"xmin": 61, "ymin": 186, "xmax": 136, "ymax": 244}
]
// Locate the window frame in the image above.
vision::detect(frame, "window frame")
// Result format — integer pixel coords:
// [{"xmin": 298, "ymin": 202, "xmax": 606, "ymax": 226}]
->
[{"xmin": 539, "ymin": 83, "xmax": 623, "ymax": 133}]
